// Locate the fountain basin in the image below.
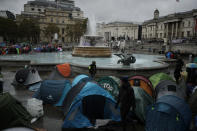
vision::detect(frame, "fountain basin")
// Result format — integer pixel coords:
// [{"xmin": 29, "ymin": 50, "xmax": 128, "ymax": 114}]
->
[
  {"xmin": 72, "ymin": 47, "xmax": 112, "ymax": 57},
  {"xmin": 0, "ymin": 52, "xmax": 169, "ymax": 77}
]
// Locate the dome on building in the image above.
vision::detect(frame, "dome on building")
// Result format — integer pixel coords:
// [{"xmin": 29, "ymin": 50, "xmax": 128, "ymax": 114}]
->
[{"xmin": 154, "ymin": 9, "xmax": 159, "ymax": 14}]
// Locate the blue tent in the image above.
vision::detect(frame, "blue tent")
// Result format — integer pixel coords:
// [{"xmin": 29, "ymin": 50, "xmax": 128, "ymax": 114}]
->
[
  {"xmin": 146, "ymin": 95, "xmax": 192, "ymax": 131},
  {"xmin": 62, "ymin": 74, "xmax": 120, "ymax": 129},
  {"xmin": 33, "ymin": 80, "xmax": 71, "ymax": 106}
]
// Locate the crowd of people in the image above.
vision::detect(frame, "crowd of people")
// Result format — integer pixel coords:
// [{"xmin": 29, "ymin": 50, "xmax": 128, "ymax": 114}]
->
[{"xmin": 0, "ymin": 42, "xmax": 63, "ymax": 55}]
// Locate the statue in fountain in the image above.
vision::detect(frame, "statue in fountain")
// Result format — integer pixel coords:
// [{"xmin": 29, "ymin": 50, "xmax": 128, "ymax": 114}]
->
[{"xmin": 115, "ymin": 53, "xmax": 136, "ymax": 65}]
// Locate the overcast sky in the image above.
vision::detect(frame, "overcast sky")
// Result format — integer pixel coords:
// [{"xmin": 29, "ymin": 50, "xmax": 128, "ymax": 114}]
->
[{"xmin": 0, "ymin": 0, "xmax": 197, "ymax": 23}]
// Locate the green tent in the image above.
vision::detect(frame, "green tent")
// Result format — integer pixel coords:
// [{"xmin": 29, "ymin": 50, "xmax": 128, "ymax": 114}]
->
[
  {"xmin": 133, "ymin": 86, "xmax": 154, "ymax": 122},
  {"xmin": 0, "ymin": 93, "xmax": 33, "ymax": 130},
  {"xmin": 97, "ymin": 76, "xmax": 120, "ymax": 100},
  {"xmin": 193, "ymin": 57, "xmax": 197, "ymax": 63},
  {"xmin": 149, "ymin": 73, "xmax": 174, "ymax": 89}
]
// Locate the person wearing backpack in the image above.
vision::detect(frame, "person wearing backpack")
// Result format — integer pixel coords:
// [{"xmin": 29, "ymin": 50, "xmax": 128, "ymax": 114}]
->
[{"xmin": 88, "ymin": 61, "xmax": 97, "ymax": 79}]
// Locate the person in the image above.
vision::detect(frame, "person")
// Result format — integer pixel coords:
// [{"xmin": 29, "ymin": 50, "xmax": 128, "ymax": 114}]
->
[
  {"xmin": 0, "ymin": 67, "xmax": 3, "ymax": 93},
  {"xmin": 88, "ymin": 61, "xmax": 97, "ymax": 78},
  {"xmin": 174, "ymin": 55, "xmax": 184, "ymax": 84},
  {"xmin": 115, "ymin": 77, "xmax": 136, "ymax": 131}
]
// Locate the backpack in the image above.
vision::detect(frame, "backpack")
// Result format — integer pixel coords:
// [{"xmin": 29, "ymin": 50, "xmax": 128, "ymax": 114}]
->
[{"xmin": 15, "ymin": 69, "xmax": 30, "ymax": 84}]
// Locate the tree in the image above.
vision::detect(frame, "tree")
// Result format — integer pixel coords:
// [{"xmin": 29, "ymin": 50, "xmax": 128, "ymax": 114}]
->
[
  {"xmin": 18, "ymin": 19, "xmax": 40, "ymax": 43},
  {"xmin": 0, "ymin": 17, "xmax": 18, "ymax": 43},
  {"xmin": 65, "ymin": 18, "xmax": 87, "ymax": 43},
  {"xmin": 43, "ymin": 23, "xmax": 59, "ymax": 43}
]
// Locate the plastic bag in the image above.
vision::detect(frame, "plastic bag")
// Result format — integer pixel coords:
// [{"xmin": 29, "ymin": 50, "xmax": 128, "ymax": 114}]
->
[{"xmin": 26, "ymin": 98, "xmax": 44, "ymax": 118}]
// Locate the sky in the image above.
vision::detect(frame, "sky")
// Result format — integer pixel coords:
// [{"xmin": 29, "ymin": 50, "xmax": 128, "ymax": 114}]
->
[{"xmin": 0, "ymin": 0, "xmax": 197, "ymax": 23}]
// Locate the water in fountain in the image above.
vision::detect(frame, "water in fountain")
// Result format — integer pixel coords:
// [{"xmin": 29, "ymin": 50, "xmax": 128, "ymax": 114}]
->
[
  {"xmin": 86, "ymin": 14, "xmax": 97, "ymax": 36},
  {"xmin": 79, "ymin": 14, "xmax": 106, "ymax": 47}
]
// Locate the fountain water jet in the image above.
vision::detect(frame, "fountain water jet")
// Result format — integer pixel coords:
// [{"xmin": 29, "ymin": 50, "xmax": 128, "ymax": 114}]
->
[{"xmin": 72, "ymin": 14, "xmax": 111, "ymax": 57}]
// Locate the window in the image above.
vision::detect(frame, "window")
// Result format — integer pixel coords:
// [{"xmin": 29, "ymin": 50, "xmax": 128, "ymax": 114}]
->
[
  {"xmin": 182, "ymin": 32, "xmax": 184, "ymax": 37},
  {"xmin": 188, "ymin": 21, "xmax": 191, "ymax": 27},
  {"xmin": 31, "ymin": 8, "xmax": 34, "ymax": 11},
  {"xmin": 182, "ymin": 22, "xmax": 184, "ymax": 27},
  {"xmin": 62, "ymin": 37, "xmax": 65, "ymax": 42},
  {"xmin": 164, "ymin": 33, "xmax": 166, "ymax": 38},
  {"xmin": 62, "ymin": 28, "xmax": 64, "ymax": 34},
  {"xmin": 38, "ymin": 9, "xmax": 41, "ymax": 12},
  {"xmin": 173, "ymin": 33, "xmax": 175, "ymax": 37},
  {"xmin": 165, "ymin": 25, "xmax": 167, "ymax": 29},
  {"xmin": 187, "ymin": 31, "xmax": 190, "ymax": 37},
  {"xmin": 51, "ymin": 18, "xmax": 53, "ymax": 23},
  {"xmin": 160, "ymin": 33, "xmax": 162, "ymax": 38},
  {"xmin": 62, "ymin": 20, "xmax": 64, "ymax": 23}
]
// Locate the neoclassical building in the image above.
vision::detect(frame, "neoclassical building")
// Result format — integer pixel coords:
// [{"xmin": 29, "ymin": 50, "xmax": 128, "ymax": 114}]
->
[
  {"xmin": 142, "ymin": 9, "xmax": 197, "ymax": 41},
  {"xmin": 16, "ymin": 0, "xmax": 86, "ymax": 43},
  {"xmin": 97, "ymin": 22, "xmax": 140, "ymax": 41}
]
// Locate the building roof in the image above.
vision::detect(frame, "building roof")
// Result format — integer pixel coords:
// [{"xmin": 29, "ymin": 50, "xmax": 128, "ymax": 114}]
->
[
  {"xmin": 27, "ymin": 0, "xmax": 80, "ymax": 11},
  {"xmin": 143, "ymin": 9, "xmax": 197, "ymax": 25}
]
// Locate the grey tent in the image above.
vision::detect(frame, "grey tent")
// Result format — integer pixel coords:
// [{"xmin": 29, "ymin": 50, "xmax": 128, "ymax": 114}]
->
[
  {"xmin": 155, "ymin": 80, "xmax": 186, "ymax": 100},
  {"xmin": 13, "ymin": 68, "xmax": 42, "ymax": 87}
]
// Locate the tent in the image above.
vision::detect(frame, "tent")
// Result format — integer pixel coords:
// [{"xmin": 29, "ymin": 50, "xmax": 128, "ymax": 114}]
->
[
  {"xmin": 146, "ymin": 95, "xmax": 192, "ymax": 131},
  {"xmin": 13, "ymin": 68, "xmax": 42, "ymax": 87},
  {"xmin": 62, "ymin": 74, "xmax": 120, "ymax": 128},
  {"xmin": 0, "ymin": 93, "xmax": 33, "ymax": 130},
  {"xmin": 186, "ymin": 63, "xmax": 197, "ymax": 93},
  {"xmin": 149, "ymin": 73, "xmax": 174, "ymax": 89},
  {"xmin": 189, "ymin": 89, "xmax": 197, "ymax": 119},
  {"xmin": 49, "ymin": 63, "xmax": 71, "ymax": 80},
  {"xmin": 97, "ymin": 76, "xmax": 120, "ymax": 100},
  {"xmin": 133, "ymin": 87, "xmax": 154, "ymax": 122},
  {"xmin": 155, "ymin": 80, "xmax": 186, "ymax": 99},
  {"xmin": 193, "ymin": 57, "xmax": 197, "ymax": 63},
  {"xmin": 33, "ymin": 80, "xmax": 71, "ymax": 106},
  {"xmin": 129, "ymin": 75, "xmax": 154, "ymax": 97}
]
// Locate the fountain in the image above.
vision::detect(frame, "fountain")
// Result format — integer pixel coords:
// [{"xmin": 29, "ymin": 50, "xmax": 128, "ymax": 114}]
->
[
  {"xmin": 72, "ymin": 15, "xmax": 111, "ymax": 57},
  {"xmin": 0, "ymin": 14, "xmax": 169, "ymax": 77}
]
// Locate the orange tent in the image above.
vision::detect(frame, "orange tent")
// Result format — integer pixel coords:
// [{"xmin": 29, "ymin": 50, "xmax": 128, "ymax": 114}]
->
[
  {"xmin": 56, "ymin": 63, "xmax": 71, "ymax": 78},
  {"xmin": 129, "ymin": 75, "xmax": 154, "ymax": 97}
]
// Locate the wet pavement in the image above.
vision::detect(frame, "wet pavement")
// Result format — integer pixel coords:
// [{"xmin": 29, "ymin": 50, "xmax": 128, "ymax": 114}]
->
[
  {"xmin": 2, "ymin": 70, "xmax": 145, "ymax": 131},
  {"xmin": 1, "ymin": 56, "xmax": 188, "ymax": 131},
  {"xmin": 2, "ymin": 70, "xmax": 64, "ymax": 131}
]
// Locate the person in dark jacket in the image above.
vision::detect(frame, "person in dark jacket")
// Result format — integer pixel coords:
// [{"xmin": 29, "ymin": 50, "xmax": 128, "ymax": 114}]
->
[
  {"xmin": 115, "ymin": 77, "xmax": 136, "ymax": 131},
  {"xmin": 174, "ymin": 55, "xmax": 184, "ymax": 84},
  {"xmin": 89, "ymin": 61, "xmax": 97, "ymax": 78}
]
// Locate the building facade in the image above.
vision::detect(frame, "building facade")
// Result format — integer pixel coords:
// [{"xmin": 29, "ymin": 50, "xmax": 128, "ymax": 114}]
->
[
  {"xmin": 97, "ymin": 22, "xmax": 140, "ymax": 41},
  {"xmin": 142, "ymin": 9, "xmax": 197, "ymax": 42},
  {"xmin": 16, "ymin": 0, "xmax": 85, "ymax": 44}
]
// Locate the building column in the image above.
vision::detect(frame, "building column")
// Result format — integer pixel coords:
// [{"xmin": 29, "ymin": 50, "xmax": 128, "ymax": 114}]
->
[
  {"xmin": 171, "ymin": 23, "xmax": 174, "ymax": 40},
  {"xmin": 175, "ymin": 22, "xmax": 178, "ymax": 38},
  {"xmin": 166, "ymin": 23, "xmax": 169, "ymax": 39}
]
